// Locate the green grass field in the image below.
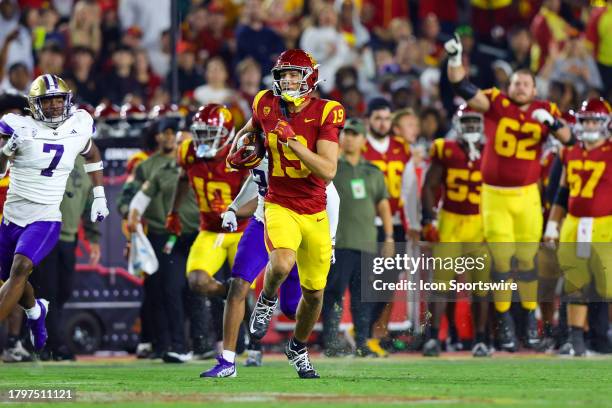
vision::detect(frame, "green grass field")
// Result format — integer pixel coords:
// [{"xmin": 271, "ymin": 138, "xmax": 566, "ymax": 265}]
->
[{"xmin": 2, "ymin": 355, "xmax": 612, "ymax": 407}]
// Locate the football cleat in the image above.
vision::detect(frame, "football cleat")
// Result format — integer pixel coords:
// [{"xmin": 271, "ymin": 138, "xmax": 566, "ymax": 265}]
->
[
  {"xmin": 366, "ymin": 338, "xmax": 389, "ymax": 358},
  {"xmin": 163, "ymin": 351, "xmax": 193, "ymax": 364},
  {"xmin": 248, "ymin": 293, "xmax": 278, "ymax": 340},
  {"xmin": 422, "ymin": 338, "xmax": 441, "ymax": 357},
  {"xmin": 355, "ymin": 345, "xmax": 378, "ymax": 358},
  {"xmin": 285, "ymin": 341, "xmax": 319, "ymax": 379},
  {"xmin": 497, "ymin": 312, "xmax": 518, "ymax": 352},
  {"xmin": 536, "ymin": 336, "xmax": 557, "ymax": 353},
  {"xmin": 525, "ymin": 310, "xmax": 541, "ymax": 349},
  {"xmin": 2, "ymin": 340, "xmax": 33, "ymax": 363},
  {"xmin": 472, "ymin": 342, "xmax": 492, "ymax": 357},
  {"xmin": 559, "ymin": 332, "xmax": 586, "ymax": 357},
  {"xmin": 27, "ymin": 299, "xmax": 49, "ymax": 351},
  {"xmin": 244, "ymin": 350, "xmax": 263, "ymax": 367},
  {"xmin": 200, "ymin": 356, "xmax": 237, "ymax": 378}
]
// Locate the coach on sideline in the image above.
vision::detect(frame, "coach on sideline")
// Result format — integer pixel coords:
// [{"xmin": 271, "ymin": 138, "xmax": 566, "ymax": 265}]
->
[{"xmin": 322, "ymin": 118, "xmax": 394, "ymax": 357}]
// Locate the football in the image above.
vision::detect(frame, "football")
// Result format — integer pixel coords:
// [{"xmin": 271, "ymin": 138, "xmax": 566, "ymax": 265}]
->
[{"xmin": 235, "ymin": 131, "xmax": 265, "ymax": 162}]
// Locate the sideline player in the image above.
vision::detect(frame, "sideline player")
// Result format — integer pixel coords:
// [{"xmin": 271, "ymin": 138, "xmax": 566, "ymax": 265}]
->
[
  {"xmin": 0, "ymin": 74, "xmax": 109, "ymax": 351},
  {"xmin": 445, "ymin": 34, "xmax": 571, "ymax": 350},
  {"xmin": 233, "ymin": 49, "xmax": 344, "ymax": 378},
  {"xmin": 421, "ymin": 104, "xmax": 492, "ymax": 357},
  {"xmin": 544, "ymin": 98, "xmax": 612, "ymax": 356},
  {"xmin": 166, "ymin": 104, "xmax": 249, "ymax": 298}
]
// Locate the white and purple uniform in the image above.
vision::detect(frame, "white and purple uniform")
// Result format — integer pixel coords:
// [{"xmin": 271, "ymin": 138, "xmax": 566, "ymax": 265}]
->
[
  {"xmin": 231, "ymin": 157, "xmax": 339, "ymax": 318},
  {"xmin": 0, "ymin": 110, "xmax": 94, "ymax": 279}
]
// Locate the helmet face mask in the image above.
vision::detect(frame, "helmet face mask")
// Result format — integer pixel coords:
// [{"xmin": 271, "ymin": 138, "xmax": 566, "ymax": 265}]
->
[
  {"xmin": 190, "ymin": 104, "xmax": 234, "ymax": 159},
  {"xmin": 453, "ymin": 106, "xmax": 484, "ymax": 145},
  {"xmin": 575, "ymin": 98, "xmax": 611, "ymax": 143},
  {"xmin": 271, "ymin": 49, "xmax": 320, "ymax": 105},
  {"xmin": 28, "ymin": 74, "xmax": 73, "ymax": 128}
]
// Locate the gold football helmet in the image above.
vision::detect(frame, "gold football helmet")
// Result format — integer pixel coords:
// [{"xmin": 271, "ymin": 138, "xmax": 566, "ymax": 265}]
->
[{"xmin": 28, "ymin": 74, "xmax": 73, "ymax": 127}]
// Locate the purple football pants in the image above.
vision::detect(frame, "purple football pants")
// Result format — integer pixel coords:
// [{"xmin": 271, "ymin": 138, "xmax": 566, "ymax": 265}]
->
[
  {"xmin": 232, "ymin": 217, "xmax": 302, "ymax": 317},
  {"xmin": 0, "ymin": 218, "xmax": 62, "ymax": 280}
]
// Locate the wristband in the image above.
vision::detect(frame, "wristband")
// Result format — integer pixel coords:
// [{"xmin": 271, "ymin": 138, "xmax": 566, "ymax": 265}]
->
[
  {"xmin": 84, "ymin": 161, "xmax": 104, "ymax": 173},
  {"xmin": 451, "ymin": 77, "xmax": 479, "ymax": 101},
  {"xmin": 93, "ymin": 186, "xmax": 106, "ymax": 199}
]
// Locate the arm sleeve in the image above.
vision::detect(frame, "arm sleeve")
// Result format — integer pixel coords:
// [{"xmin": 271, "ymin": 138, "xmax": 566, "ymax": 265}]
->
[
  {"xmin": 325, "ymin": 181, "xmax": 340, "ymax": 244},
  {"xmin": 401, "ymin": 159, "xmax": 421, "ymax": 231},
  {"xmin": 545, "ymin": 155, "xmax": 564, "ymax": 205},
  {"xmin": 0, "ymin": 117, "xmax": 15, "ymax": 137},
  {"xmin": 229, "ymin": 174, "xmax": 258, "ymax": 211}
]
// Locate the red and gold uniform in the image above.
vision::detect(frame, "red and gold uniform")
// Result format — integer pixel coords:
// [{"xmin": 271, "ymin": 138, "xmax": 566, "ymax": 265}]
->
[
  {"xmin": 363, "ymin": 136, "xmax": 411, "ymax": 228},
  {"xmin": 252, "ymin": 89, "xmax": 344, "ymax": 290},
  {"xmin": 429, "ymin": 138, "xmax": 489, "ymax": 294},
  {"xmin": 558, "ymin": 140, "xmax": 612, "ymax": 298},
  {"xmin": 178, "ymin": 139, "xmax": 248, "ymax": 276},
  {"xmin": 538, "ymin": 147, "xmax": 562, "ymax": 281},
  {"xmin": 126, "ymin": 150, "xmax": 152, "ymax": 176},
  {"xmin": 480, "ymin": 88, "xmax": 562, "ymax": 274}
]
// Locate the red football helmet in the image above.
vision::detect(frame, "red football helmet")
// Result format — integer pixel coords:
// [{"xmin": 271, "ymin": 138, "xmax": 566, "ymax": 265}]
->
[
  {"xmin": 272, "ymin": 49, "xmax": 319, "ymax": 104},
  {"xmin": 94, "ymin": 103, "xmax": 126, "ymax": 137},
  {"xmin": 575, "ymin": 98, "xmax": 611, "ymax": 142},
  {"xmin": 190, "ymin": 104, "xmax": 235, "ymax": 159},
  {"xmin": 148, "ymin": 104, "xmax": 182, "ymax": 120},
  {"xmin": 453, "ymin": 104, "xmax": 484, "ymax": 145}
]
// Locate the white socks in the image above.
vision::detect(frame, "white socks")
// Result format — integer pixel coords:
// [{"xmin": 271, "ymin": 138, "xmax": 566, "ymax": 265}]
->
[
  {"xmin": 24, "ymin": 302, "xmax": 41, "ymax": 320},
  {"xmin": 222, "ymin": 350, "xmax": 236, "ymax": 363}
]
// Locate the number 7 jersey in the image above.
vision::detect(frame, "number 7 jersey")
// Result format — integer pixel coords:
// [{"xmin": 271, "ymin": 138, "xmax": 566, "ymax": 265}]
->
[
  {"xmin": 481, "ymin": 88, "xmax": 561, "ymax": 187},
  {"xmin": 0, "ymin": 111, "xmax": 93, "ymax": 225},
  {"xmin": 251, "ymin": 90, "xmax": 345, "ymax": 214}
]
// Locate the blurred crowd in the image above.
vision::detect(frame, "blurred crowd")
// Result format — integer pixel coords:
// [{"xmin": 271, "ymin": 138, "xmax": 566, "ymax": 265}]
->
[{"xmin": 0, "ymin": 0, "xmax": 610, "ymax": 136}]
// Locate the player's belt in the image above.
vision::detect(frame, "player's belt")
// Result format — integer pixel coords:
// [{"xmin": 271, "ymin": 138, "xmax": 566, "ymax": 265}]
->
[{"xmin": 482, "ymin": 183, "xmax": 538, "ymax": 195}]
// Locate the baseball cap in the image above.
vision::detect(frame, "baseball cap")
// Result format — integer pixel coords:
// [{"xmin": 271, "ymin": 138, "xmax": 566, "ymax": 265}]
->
[{"xmin": 343, "ymin": 118, "xmax": 365, "ymax": 135}]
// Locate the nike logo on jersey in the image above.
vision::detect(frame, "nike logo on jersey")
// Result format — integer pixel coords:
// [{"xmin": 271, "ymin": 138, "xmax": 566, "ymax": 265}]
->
[
  {"xmin": 316, "ymin": 217, "xmax": 325, "ymax": 222},
  {"xmin": 304, "ymin": 118, "xmax": 315, "ymax": 123}
]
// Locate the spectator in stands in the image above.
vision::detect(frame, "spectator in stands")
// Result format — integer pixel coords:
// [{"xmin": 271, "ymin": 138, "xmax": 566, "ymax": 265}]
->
[
  {"xmin": 193, "ymin": 56, "xmax": 233, "ymax": 106},
  {"xmin": 506, "ymin": 26, "xmax": 532, "ymax": 71},
  {"xmin": 231, "ymin": 57, "xmax": 261, "ymax": 125},
  {"xmin": 301, "ymin": 3, "xmax": 352, "ymax": 94},
  {"xmin": 63, "ymin": 46, "xmax": 100, "ymax": 106},
  {"xmin": 1, "ymin": 4, "xmax": 34, "ymax": 74},
  {"xmin": 0, "ymin": 62, "xmax": 29, "ymax": 94},
  {"xmin": 551, "ymin": 35, "xmax": 604, "ymax": 96},
  {"xmin": 585, "ymin": 0, "xmax": 612, "ymax": 98},
  {"xmin": 170, "ymin": 41, "xmax": 203, "ymax": 100},
  {"xmin": 99, "ymin": 5, "xmax": 121, "ymax": 62},
  {"xmin": 235, "ymin": 0, "xmax": 285, "ymax": 76},
  {"xmin": 35, "ymin": 41, "xmax": 65, "ymax": 77},
  {"xmin": 134, "ymin": 48, "xmax": 163, "ymax": 104},
  {"xmin": 336, "ymin": 0, "xmax": 370, "ymax": 49},
  {"xmin": 530, "ymin": 0, "xmax": 576, "ymax": 72},
  {"xmin": 418, "ymin": 13, "xmax": 444, "ymax": 67},
  {"xmin": 148, "ymin": 30, "xmax": 170, "ymax": 78},
  {"xmin": 69, "ymin": 0, "xmax": 102, "ymax": 55},
  {"xmin": 119, "ymin": 0, "xmax": 170, "ymax": 51},
  {"xmin": 101, "ymin": 44, "xmax": 144, "ymax": 105},
  {"xmin": 199, "ymin": 2, "xmax": 234, "ymax": 64},
  {"xmin": 392, "ymin": 108, "xmax": 420, "ymax": 145}
]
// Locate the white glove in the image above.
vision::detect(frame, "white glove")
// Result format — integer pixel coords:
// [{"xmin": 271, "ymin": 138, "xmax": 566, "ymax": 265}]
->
[
  {"xmin": 331, "ymin": 248, "xmax": 336, "ymax": 265},
  {"xmin": 444, "ymin": 33, "xmax": 463, "ymax": 67},
  {"xmin": 532, "ymin": 109, "xmax": 555, "ymax": 126},
  {"xmin": 2, "ymin": 132, "xmax": 22, "ymax": 156},
  {"xmin": 221, "ymin": 209, "xmax": 237, "ymax": 232},
  {"xmin": 543, "ymin": 220, "xmax": 559, "ymax": 249},
  {"xmin": 91, "ymin": 186, "xmax": 109, "ymax": 222}
]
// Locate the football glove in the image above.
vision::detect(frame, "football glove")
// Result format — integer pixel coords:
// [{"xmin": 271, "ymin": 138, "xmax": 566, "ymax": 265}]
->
[
  {"xmin": 91, "ymin": 186, "xmax": 109, "ymax": 222},
  {"xmin": 422, "ymin": 223, "xmax": 440, "ymax": 243},
  {"xmin": 532, "ymin": 109, "xmax": 555, "ymax": 126},
  {"xmin": 1, "ymin": 131, "xmax": 23, "ymax": 157},
  {"xmin": 221, "ymin": 209, "xmax": 238, "ymax": 232},
  {"xmin": 273, "ymin": 119, "xmax": 297, "ymax": 146},
  {"xmin": 444, "ymin": 33, "xmax": 463, "ymax": 67}
]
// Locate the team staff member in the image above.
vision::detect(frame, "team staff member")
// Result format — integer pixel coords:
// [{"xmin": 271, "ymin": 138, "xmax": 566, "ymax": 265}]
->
[{"xmin": 322, "ymin": 118, "xmax": 393, "ymax": 357}]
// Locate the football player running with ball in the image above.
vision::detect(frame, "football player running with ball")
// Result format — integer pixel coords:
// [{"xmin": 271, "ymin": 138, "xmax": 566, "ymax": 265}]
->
[
  {"xmin": 0, "ymin": 74, "xmax": 108, "ymax": 351},
  {"xmin": 445, "ymin": 33, "xmax": 571, "ymax": 351},
  {"xmin": 233, "ymin": 49, "xmax": 344, "ymax": 378}
]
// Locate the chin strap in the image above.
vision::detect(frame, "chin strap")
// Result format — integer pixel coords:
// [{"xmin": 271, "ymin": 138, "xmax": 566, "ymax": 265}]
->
[{"xmin": 281, "ymin": 92, "xmax": 306, "ymax": 107}]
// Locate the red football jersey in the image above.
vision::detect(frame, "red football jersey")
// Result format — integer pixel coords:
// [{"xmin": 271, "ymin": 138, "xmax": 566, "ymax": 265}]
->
[
  {"xmin": 251, "ymin": 90, "xmax": 344, "ymax": 214},
  {"xmin": 430, "ymin": 138, "xmax": 482, "ymax": 216},
  {"xmin": 0, "ymin": 171, "xmax": 8, "ymax": 218},
  {"xmin": 561, "ymin": 140, "xmax": 612, "ymax": 218},
  {"xmin": 362, "ymin": 136, "xmax": 411, "ymax": 221},
  {"xmin": 178, "ymin": 140, "xmax": 249, "ymax": 232},
  {"xmin": 480, "ymin": 88, "xmax": 561, "ymax": 187}
]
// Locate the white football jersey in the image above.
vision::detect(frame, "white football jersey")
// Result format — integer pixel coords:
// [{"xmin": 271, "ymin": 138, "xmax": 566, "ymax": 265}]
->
[
  {"xmin": 250, "ymin": 156, "xmax": 268, "ymax": 222},
  {"xmin": 1, "ymin": 110, "xmax": 93, "ymax": 226}
]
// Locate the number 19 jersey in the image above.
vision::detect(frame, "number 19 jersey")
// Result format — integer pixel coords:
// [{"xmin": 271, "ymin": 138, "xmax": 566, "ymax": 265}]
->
[
  {"xmin": 251, "ymin": 90, "xmax": 345, "ymax": 214},
  {"xmin": 481, "ymin": 88, "xmax": 561, "ymax": 187}
]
